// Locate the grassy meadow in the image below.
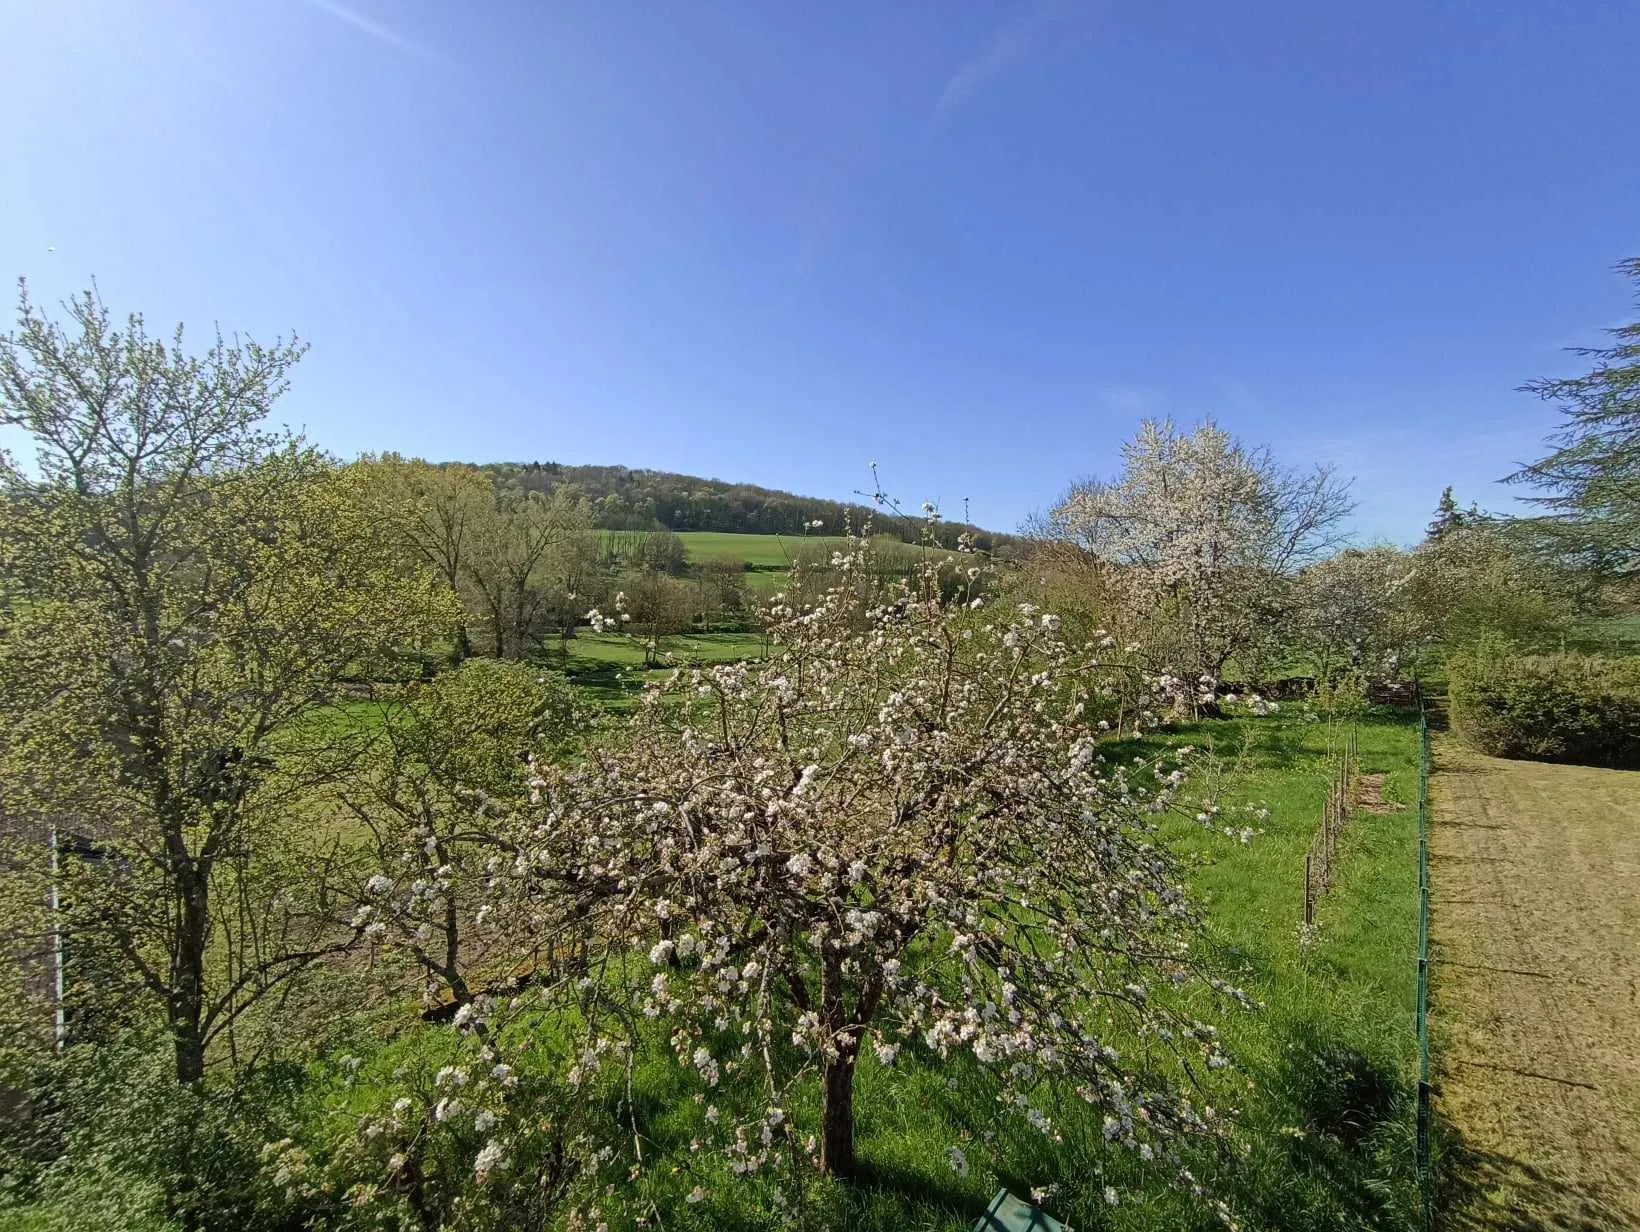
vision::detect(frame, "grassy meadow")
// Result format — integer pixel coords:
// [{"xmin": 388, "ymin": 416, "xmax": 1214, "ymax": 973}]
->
[
  {"xmin": 287, "ymin": 614, "xmax": 1428, "ymax": 1224},
  {"xmin": 675, "ymin": 531, "xmax": 849, "ymax": 568},
  {"xmin": 549, "ymin": 629, "xmax": 770, "ymax": 707},
  {"xmin": 7, "ymin": 537, "xmax": 1432, "ymax": 1231},
  {"xmin": 1083, "ymin": 707, "xmax": 1423, "ymax": 1231},
  {"xmin": 673, "ymin": 707, "xmax": 1423, "ymax": 1230},
  {"xmin": 673, "ymin": 531, "xmax": 957, "ymax": 593},
  {"xmin": 0, "ymin": 556, "xmax": 1435, "ymax": 1232}
]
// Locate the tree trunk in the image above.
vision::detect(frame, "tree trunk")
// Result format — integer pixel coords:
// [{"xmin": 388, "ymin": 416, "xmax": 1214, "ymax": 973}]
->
[
  {"xmin": 818, "ymin": 1050, "xmax": 858, "ymax": 1178},
  {"xmin": 171, "ymin": 872, "xmax": 210, "ymax": 1086},
  {"xmin": 485, "ymin": 598, "xmax": 506, "ymax": 658},
  {"xmin": 503, "ymin": 585, "xmax": 522, "ymax": 661}
]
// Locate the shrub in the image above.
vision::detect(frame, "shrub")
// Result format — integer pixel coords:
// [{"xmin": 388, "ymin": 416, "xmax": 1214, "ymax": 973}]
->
[
  {"xmin": 1448, "ymin": 644, "xmax": 1640, "ymax": 767},
  {"xmin": 0, "ymin": 1032, "xmax": 303, "ymax": 1232},
  {"xmin": 1311, "ymin": 668, "xmax": 1370, "ymax": 725}
]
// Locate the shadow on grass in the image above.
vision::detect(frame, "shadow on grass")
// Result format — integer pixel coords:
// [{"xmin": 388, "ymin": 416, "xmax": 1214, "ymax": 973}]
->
[
  {"xmin": 1292, "ymin": 1038, "xmax": 1402, "ymax": 1150},
  {"xmin": 1436, "ymin": 1122, "xmax": 1634, "ymax": 1232},
  {"xmin": 1232, "ymin": 1020, "xmax": 1418, "ymax": 1232},
  {"xmin": 846, "ymin": 1158, "xmax": 984, "ymax": 1226}
]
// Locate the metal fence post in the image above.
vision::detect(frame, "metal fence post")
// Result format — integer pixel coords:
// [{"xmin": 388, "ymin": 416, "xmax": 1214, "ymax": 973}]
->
[{"xmin": 1415, "ymin": 687, "xmax": 1433, "ymax": 1231}]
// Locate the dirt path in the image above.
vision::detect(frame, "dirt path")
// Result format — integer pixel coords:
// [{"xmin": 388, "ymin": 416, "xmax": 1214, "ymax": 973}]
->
[{"xmin": 1429, "ymin": 736, "xmax": 1640, "ymax": 1229}]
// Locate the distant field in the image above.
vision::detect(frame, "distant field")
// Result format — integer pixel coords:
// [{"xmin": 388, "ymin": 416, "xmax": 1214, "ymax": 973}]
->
[
  {"xmin": 676, "ymin": 531, "xmax": 847, "ymax": 568},
  {"xmin": 564, "ymin": 631, "xmax": 767, "ymax": 666},
  {"xmin": 281, "ymin": 696, "xmax": 395, "ymax": 743},
  {"xmin": 744, "ymin": 568, "xmax": 792, "ymax": 592},
  {"xmin": 553, "ymin": 630, "xmax": 770, "ymax": 709},
  {"xmin": 1569, "ymin": 612, "xmax": 1640, "ymax": 654}
]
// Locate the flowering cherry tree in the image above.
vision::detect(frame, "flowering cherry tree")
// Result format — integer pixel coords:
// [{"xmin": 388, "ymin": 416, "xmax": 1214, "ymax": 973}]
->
[
  {"xmin": 508, "ymin": 539, "xmax": 1246, "ymax": 1195},
  {"xmin": 1040, "ymin": 419, "xmax": 1353, "ymax": 702},
  {"xmin": 1288, "ymin": 545, "xmax": 1422, "ymax": 682}
]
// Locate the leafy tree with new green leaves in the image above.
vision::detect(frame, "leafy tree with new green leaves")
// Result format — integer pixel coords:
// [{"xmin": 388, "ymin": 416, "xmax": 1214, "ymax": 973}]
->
[
  {"xmin": 1509, "ymin": 257, "xmax": 1640, "ymax": 575},
  {"xmin": 1288, "ymin": 545, "xmax": 1423, "ymax": 681},
  {"xmin": 0, "ymin": 282, "xmax": 453, "ymax": 1089},
  {"xmin": 357, "ymin": 454, "xmax": 496, "ymax": 661},
  {"xmin": 1406, "ymin": 516, "xmax": 1576, "ymax": 649},
  {"xmin": 464, "ymin": 487, "xmax": 593, "ymax": 659}
]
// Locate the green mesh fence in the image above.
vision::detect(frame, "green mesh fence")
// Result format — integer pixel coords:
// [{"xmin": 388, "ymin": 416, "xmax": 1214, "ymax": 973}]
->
[{"xmin": 1416, "ymin": 689, "xmax": 1433, "ymax": 1229}]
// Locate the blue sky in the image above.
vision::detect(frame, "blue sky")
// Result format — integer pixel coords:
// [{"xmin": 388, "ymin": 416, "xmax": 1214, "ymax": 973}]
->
[{"xmin": 2, "ymin": 1, "xmax": 1637, "ymax": 543}]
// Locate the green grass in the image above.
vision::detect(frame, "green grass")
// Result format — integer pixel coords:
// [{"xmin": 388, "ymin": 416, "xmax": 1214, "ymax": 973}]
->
[
  {"xmin": 270, "ymin": 696, "xmax": 396, "ymax": 747},
  {"xmin": 676, "ymin": 531, "xmax": 849, "ymax": 568},
  {"xmin": 545, "ymin": 630, "xmax": 770, "ymax": 709},
  {"xmin": 1565, "ymin": 611, "xmax": 1640, "ymax": 655},
  {"xmin": 743, "ymin": 706, "xmax": 1421, "ymax": 1231},
  {"xmin": 1115, "ymin": 707, "xmax": 1423, "ymax": 1230},
  {"xmin": 745, "ymin": 568, "xmax": 796, "ymax": 592},
  {"xmin": 562, "ymin": 631, "xmax": 768, "ymax": 665},
  {"xmin": 627, "ymin": 707, "xmax": 1416, "ymax": 1231}
]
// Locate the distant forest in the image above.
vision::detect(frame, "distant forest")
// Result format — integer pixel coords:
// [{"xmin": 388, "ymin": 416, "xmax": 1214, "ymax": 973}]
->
[{"xmin": 481, "ymin": 460, "xmax": 1013, "ymax": 550}]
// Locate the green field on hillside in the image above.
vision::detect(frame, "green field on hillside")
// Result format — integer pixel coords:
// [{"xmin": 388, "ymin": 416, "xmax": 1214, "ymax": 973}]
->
[{"xmin": 676, "ymin": 531, "xmax": 848, "ymax": 568}]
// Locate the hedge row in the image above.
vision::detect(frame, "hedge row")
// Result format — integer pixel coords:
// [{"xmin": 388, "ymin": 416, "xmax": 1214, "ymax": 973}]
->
[{"xmin": 1449, "ymin": 646, "xmax": 1640, "ymax": 768}]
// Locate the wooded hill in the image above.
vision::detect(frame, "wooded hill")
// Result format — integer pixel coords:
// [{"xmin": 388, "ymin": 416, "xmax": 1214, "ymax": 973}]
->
[{"xmin": 480, "ymin": 460, "xmax": 1013, "ymax": 550}]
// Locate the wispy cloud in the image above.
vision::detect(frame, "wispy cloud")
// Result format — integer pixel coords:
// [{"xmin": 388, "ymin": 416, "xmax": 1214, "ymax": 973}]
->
[
  {"xmin": 301, "ymin": 0, "xmax": 432, "ymax": 60},
  {"xmin": 933, "ymin": 1, "xmax": 1066, "ymax": 125}
]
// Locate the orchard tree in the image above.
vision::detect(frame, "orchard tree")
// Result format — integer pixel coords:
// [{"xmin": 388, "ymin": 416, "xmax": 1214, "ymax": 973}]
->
[
  {"xmin": 0, "ymin": 283, "xmax": 452, "ymax": 1085},
  {"xmin": 692, "ymin": 557, "xmax": 748, "ymax": 626},
  {"xmin": 331, "ymin": 660, "xmax": 592, "ymax": 1230},
  {"xmin": 540, "ymin": 528, "xmax": 604, "ymax": 650},
  {"xmin": 617, "ymin": 568, "xmax": 695, "ymax": 649},
  {"xmin": 500, "ymin": 541, "xmax": 1245, "ymax": 1200},
  {"xmin": 342, "ymin": 658, "xmax": 584, "ymax": 1017},
  {"xmin": 1041, "ymin": 418, "xmax": 1353, "ymax": 700},
  {"xmin": 1287, "ymin": 546, "xmax": 1422, "ymax": 681}
]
